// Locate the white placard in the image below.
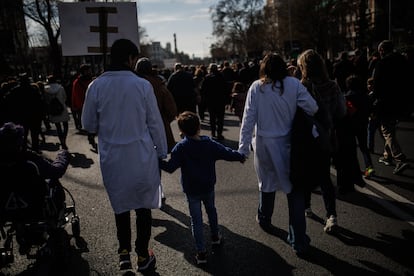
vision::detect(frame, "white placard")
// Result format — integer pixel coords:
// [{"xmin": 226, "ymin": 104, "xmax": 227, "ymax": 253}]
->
[
  {"xmin": 58, "ymin": 2, "xmax": 139, "ymax": 56},
  {"xmin": 163, "ymin": 58, "xmax": 178, "ymax": 69}
]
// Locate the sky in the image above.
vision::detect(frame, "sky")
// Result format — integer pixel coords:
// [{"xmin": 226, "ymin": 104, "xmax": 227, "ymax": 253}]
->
[{"xmin": 137, "ymin": 0, "xmax": 217, "ymax": 58}]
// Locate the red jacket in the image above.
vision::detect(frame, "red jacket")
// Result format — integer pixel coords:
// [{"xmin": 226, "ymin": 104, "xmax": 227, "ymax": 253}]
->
[{"xmin": 71, "ymin": 76, "xmax": 92, "ymax": 111}]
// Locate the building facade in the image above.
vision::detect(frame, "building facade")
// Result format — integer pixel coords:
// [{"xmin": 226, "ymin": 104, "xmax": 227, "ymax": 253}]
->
[
  {"xmin": 0, "ymin": 0, "xmax": 29, "ymax": 79},
  {"xmin": 265, "ymin": 0, "xmax": 414, "ymax": 59}
]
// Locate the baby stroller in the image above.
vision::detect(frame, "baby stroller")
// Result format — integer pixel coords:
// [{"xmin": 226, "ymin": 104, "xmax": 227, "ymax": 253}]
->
[{"xmin": 0, "ymin": 158, "xmax": 80, "ymax": 268}]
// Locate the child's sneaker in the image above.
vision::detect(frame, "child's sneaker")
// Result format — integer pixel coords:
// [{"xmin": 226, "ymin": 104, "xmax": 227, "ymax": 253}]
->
[
  {"xmin": 195, "ymin": 251, "xmax": 207, "ymax": 265},
  {"xmin": 364, "ymin": 166, "xmax": 375, "ymax": 177},
  {"xmin": 137, "ymin": 249, "xmax": 156, "ymax": 272},
  {"xmin": 119, "ymin": 249, "xmax": 132, "ymax": 270},
  {"xmin": 211, "ymin": 233, "xmax": 222, "ymax": 245}
]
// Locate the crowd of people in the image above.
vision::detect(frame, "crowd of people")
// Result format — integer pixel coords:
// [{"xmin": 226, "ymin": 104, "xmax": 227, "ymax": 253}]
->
[{"xmin": 0, "ymin": 38, "xmax": 413, "ymax": 272}]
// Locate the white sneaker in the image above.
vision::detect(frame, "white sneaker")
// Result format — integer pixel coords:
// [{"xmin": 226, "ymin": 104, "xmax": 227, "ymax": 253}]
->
[{"xmin": 324, "ymin": 215, "xmax": 338, "ymax": 234}]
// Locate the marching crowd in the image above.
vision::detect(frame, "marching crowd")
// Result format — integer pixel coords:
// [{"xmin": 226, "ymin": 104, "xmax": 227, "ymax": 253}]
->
[{"xmin": 0, "ymin": 38, "xmax": 413, "ymax": 272}]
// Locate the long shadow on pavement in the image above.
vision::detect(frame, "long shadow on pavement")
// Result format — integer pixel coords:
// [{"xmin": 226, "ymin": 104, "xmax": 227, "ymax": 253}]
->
[
  {"xmin": 155, "ymin": 203, "xmax": 294, "ymax": 275},
  {"xmin": 331, "ymin": 227, "xmax": 414, "ymax": 274},
  {"xmin": 262, "ymin": 220, "xmax": 398, "ymax": 275},
  {"xmin": 69, "ymin": 152, "xmax": 95, "ymax": 168}
]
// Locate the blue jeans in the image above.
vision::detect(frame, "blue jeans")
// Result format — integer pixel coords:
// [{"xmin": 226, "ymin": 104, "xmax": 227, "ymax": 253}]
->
[
  {"xmin": 186, "ymin": 191, "xmax": 219, "ymax": 252},
  {"xmin": 258, "ymin": 190, "xmax": 310, "ymax": 253}
]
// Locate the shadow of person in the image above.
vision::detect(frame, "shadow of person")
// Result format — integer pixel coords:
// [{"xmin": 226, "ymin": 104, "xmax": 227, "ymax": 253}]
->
[
  {"xmin": 11, "ymin": 231, "xmax": 91, "ymax": 276},
  {"xmin": 206, "ymin": 224, "xmax": 293, "ymax": 275},
  {"xmin": 58, "ymin": 241, "xmax": 91, "ymax": 276},
  {"xmin": 69, "ymin": 152, "xmax": 94, "ymax": 168},
  {"xmin": 155, "ymin": 203, "xmax": 294, "ymax": 275},
  {"xmin": 297, "ymin": 244, "xmax": 390, "ymax": 275},
  {"xmin": 301, "ymin": 201, "xmax": 413, "ymax": 274},
  {"xmin": 336, "ymin": 187, "xmax": 414, "ymax": 222},
  {"xmin": 40, "ymin": 141, "xmax": 61, "ymax": 152},
  {"xmin": 72, "ymin": 236, "xmax": 89, "ymax": 253},
  {"xmin": 369, "ymin": 173, "xmax": 414, "ymax": 186},
  {"xmin": 121, "ymin": 271, "xmax": 136, "ymax": 276},
  {"xmin": 119, "ymin": 270, "xmax": 160, "ymax": 276},
  {"xmin": 332, "ymin": 227, "xmax": 414, "ymax": 272}
]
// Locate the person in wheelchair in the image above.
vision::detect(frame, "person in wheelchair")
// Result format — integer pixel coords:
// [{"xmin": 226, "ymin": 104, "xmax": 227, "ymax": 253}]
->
[
  {"xmin": 0, "ymin": 122, "xmax": 71, "ymax": 260},
  {"xmin": 0, "ymin": 121, "xmax": 70, "ymax": 183}
]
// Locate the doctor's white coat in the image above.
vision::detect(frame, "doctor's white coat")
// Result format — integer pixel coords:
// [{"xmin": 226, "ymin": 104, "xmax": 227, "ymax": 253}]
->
[
  {"xmin": 82, "ymin": 70, "xmax": 167, "ymax": 214},
  {"xmin": 238, "ymin": 77, "xmax": 318, "ymax": 194}
]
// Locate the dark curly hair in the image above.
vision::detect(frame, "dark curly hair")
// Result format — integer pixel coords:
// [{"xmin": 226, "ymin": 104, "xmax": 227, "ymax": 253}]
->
[{"xmin": 259, "ymin": 53, "xmax": 288, "ymax": 95}]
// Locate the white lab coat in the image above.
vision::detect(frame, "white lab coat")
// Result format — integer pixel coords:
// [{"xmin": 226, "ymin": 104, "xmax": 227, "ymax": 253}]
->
[
  {"xmin": 238, "ymin": 77, "xmax": 318, "ymax": 194},
  {"xmin": 82, "ymin": 70, "xmax": 168, "ymax": 214}
]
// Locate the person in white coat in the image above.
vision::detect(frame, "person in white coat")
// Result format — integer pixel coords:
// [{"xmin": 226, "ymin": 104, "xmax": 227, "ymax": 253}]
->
[
  {"xmin": 82, "ymin": 39, "xmax": 167, "ymax": 273},
  {"xmin": 238, "ymin": 53, "xmax": 318, "ymax": 255}
]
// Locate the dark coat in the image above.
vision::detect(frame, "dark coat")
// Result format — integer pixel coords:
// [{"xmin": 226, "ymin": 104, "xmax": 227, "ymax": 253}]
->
[
  {"xmin": 373, "ymin": 52, "xmax": 412, "ymax": 120},
  {"xmin": 290, "ymin": 108, "xmax": 329, "ymax": 192},
  {"xmin": 144, "ymin": 75, "xmax": 177, "ymax": 152},
  {"xmin": 201, "ymin": 72, "xmax": 227, "ymax": 108},
  {"xmin": 3, "ymin": 83, "xmax": 43, "ymax": 127},
  {"xmin": 167, "ymin": 70, "xmax": 196, "ymax": 113}
]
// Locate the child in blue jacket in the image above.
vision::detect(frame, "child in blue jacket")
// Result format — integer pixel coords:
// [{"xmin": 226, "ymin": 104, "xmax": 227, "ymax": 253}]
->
[{"xmin": 159, "ymin": 111, "xmax": 245, "ymax": 265}]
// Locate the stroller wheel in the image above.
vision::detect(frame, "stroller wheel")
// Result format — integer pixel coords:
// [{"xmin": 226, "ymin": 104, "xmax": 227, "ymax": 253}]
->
[{"xmin": 71, "ymin": 216, "xmax": 80, "ymax": 237}]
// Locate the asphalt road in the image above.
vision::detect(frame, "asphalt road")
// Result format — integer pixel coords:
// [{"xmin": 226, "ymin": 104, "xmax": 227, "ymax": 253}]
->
[{"xmin": 1, "ymin": 110, "xmax": 413, "ymax": 276}]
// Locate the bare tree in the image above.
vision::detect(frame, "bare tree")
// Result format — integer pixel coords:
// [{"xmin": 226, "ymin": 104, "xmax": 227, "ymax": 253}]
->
[
  {"xmin": 211, "ymin": 0, "xmax": 265, "ymax": 59},
  {"xmin": 23, "ymin": 0, "xmax": 62, "ymax": 77},
  {"xmin": 262, "ymin": 4, "xmax": 281, "ymax": 53}
]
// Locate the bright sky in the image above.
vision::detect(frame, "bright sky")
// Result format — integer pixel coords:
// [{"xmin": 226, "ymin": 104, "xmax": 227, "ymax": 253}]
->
[{"xmin": 137, "ymin": 0, "xmax": 217, "ymax": 58}]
